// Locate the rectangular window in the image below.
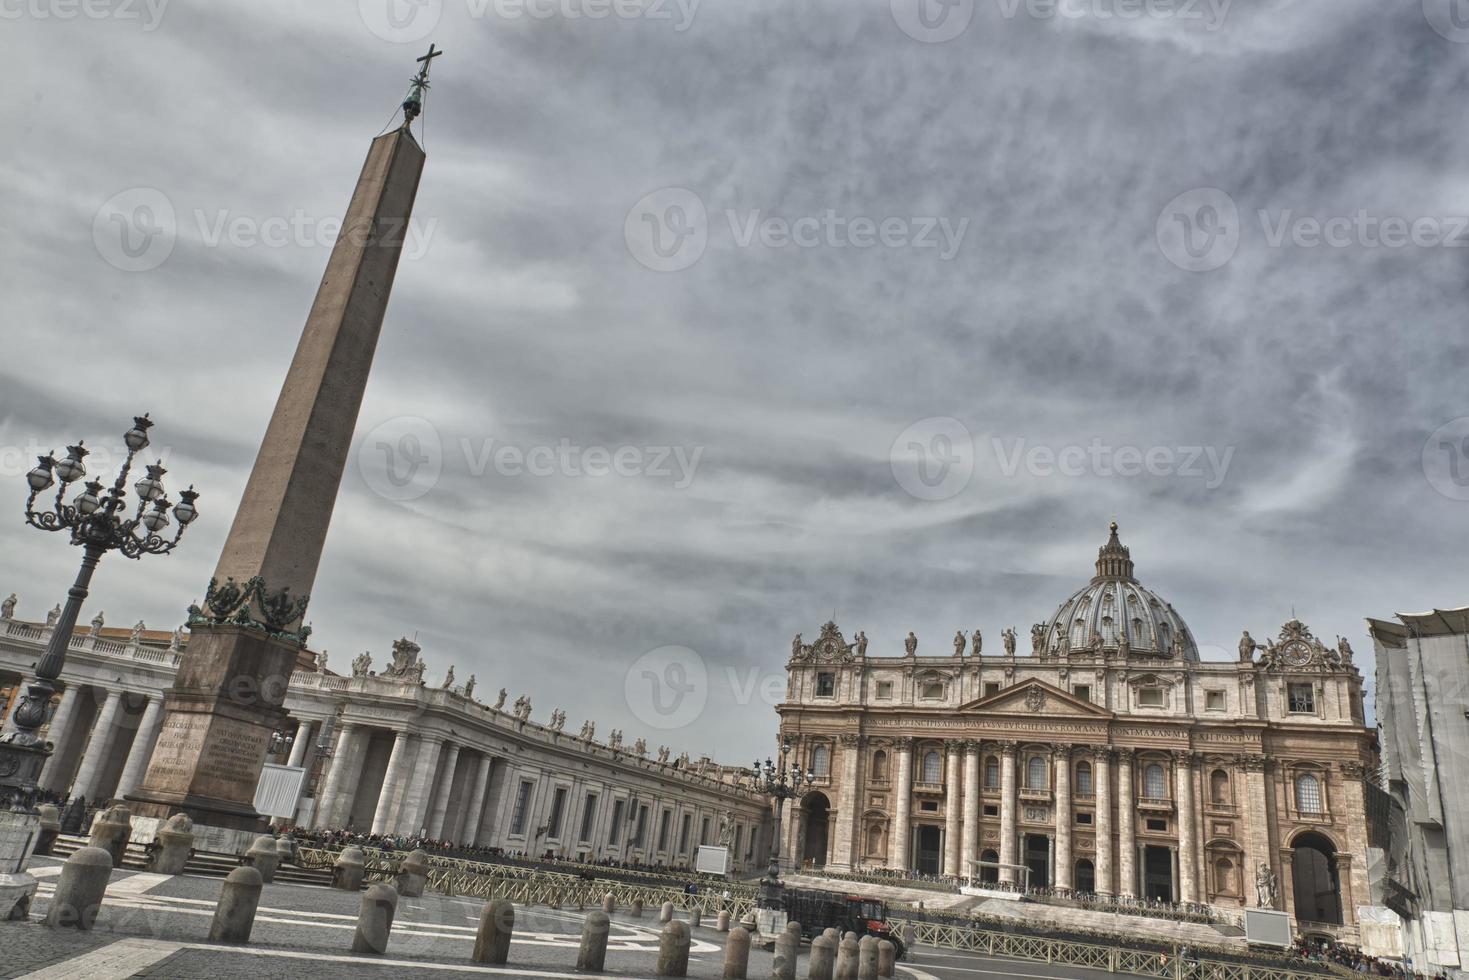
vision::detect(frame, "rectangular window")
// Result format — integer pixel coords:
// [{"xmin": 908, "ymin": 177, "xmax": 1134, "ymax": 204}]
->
[
  {"xmin": 546, "ymin": 787, "xmax": 568, "ymax": 839},
  {"xmin": 920, "ymin": 800, "xmax": 939, "ymax": 813},
  {"xmin": 1138, "ymin": 688, "xmax": 1164, "ymax": 707},
  {"xmin": 679, "ymin": 813, "xmax": 692, "ymax": 853},
  {"xmin": 816, "ymin": 672, "xmax": 835, "ymax": 697},
  {"xmin": 983, "ymin": 804, "xmax": 999, "ymax": 817},
  {"xmin": 876, "ymin": 681, "xmax": 893, "ymax": 699},
  {"xmin": 984, "ymin": 682, "xmax": 1001, "ymax": 698},
  {"xmin": 1073, "ymin": 685, "xmax": 1090, "ymax": 702},
  {"xmin": 510, "ymin": 780, "xmax": 534, "ymax": 836},
  {"xmin": 921, "ymin": 681, "xmax": 945, "ymax": 699},
  {"xmin": 1145, "ymin": 817, "xmax": 1168, "ymax": 833},
  {"xmin": 608, "ymin": 800, "xmax": 625, "ymax": 845},
  {"xmin": 1288, "ymin": 683, "xmax": 1316, "ymax": 713},
  {"xmin": 1206, "ymin": 690, "xmax": 1226, "ymax": 711},
  {"xmin": 700, "ymin": 816, "xmax": 710, "ymax": 846},
  {"xmin": 579, "ymin": 793, "xmax": 599, "ymax": 843},
  {"xmin": 1076, "ymin": 812, "xmax": 1093, "ymax": 825}
]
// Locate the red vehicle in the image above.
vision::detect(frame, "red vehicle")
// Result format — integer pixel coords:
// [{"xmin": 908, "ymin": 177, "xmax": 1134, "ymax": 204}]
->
[{"xmin": 781, "ymin": 888, "xmax": 906, "ymax": 959}]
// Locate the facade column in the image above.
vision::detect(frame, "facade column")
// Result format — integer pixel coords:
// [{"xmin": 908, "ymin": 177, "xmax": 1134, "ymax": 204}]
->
[
  {"xmin": 371, "ymin": 731, "xmax": 413, "ymax": 833},
  {"xmin": 315, "ymin": 723, "xmax": 361, "ymax": 829},
  {"xmin": 890, "ymin": 739, "xmax": 913, "ymax": 873},
  {"xmin": 1176, "ymin": 751, "xmax": 1198, "ymax": 904},
  {"xmin": 960, "ymin": 741, "xmax": 980, "ymax": 882},
  {"xmin": 1094, "ymin": 748, "xmax": 1114, "ymax": 896},
  {"xmin": 460, "ymin": 753, "xmax": 494, "ymax": 846},
  {"xmin": 37, "ymin": 686, "xmax": 82, "ymax": 791},
  {"xmin": 1117, "ymin": 748, "xmax": 1137, "ymax": 899},
  {"xmin": 427, "ymin": 742, "xmax": 462, "ymax": 839},
  {"xmin": 999, "ymin": 742, "xmax": 1018, "ymax": 884},
  {"xmin": 69, "ymin": 689, "xmax": 122, "ymax": 801},
  {"xmin": 1054, "ymin": 746, "xmax": 1073, "ymax": 892},
  {"xmin": 114, "ymin": 696, "xmax": 165, "ymax": 800},
  {"xmin": 286, "ymin": 719, "xmax": 313, "ymax": 768},
  {"xmin": 398, "ymin": 736, "xmax": 444, "ymax": 836},
  {"xmin": 831, "ymin": 734, "xmax": 862, "ymax": 871},
  {"xmin": 943, "ymin": 742, "xmax": 963, "ymax": 877}
]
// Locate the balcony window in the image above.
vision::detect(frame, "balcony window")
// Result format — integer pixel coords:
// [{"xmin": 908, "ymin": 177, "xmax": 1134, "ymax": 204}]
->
[
  {"xmin": 921, "ymin": 751, "xmax": 942, "ymax": 783},
  {"xmin": 816, "ymin": 672, "xmax": 835, "ymax": 698},
  {"xmin": 1143, "ymin": 763, "xmax": 1167, "ymax": 800},
  {"xmin": 1288, "ymin": 683, "xmax": 1316, "ymax": 714},
  {"xmin": 1075, "ymin": 761, "xmax": 1093, "ymax": 796},
  {"xmin": 1026, "ymin": 755, "xmax": 1047, "ymax": 790},
  {"xmin": 1296, "ymin": 773, "xmax": 1323, "ymax": 814},
  {"xmin": 984, "ymin": 756, "xmax": 1000, "ymax": 789},
  {"xmin": 811, "ymin": 744, "xmax": 830, "ymax": 777}
]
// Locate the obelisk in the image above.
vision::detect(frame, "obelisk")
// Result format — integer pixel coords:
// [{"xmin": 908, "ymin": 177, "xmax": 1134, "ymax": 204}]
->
[{"xmin": 129, "ymin": 48, "xmax": 441, "ymax": 832}]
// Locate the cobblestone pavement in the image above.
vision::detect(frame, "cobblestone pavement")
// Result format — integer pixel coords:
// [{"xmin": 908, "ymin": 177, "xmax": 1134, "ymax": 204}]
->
[{"xmin": 1, "ymin": 856, "xmax": 1131, "ymax": 979}]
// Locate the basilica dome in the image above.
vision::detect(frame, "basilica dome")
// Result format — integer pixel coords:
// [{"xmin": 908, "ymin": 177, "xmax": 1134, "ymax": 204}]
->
[{"xmin": 1035, "ymin": 522, "xmax": 1199, "ymax": 662}]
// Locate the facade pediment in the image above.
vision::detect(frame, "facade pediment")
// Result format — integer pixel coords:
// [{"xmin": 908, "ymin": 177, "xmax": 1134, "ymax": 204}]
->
[{"xmin": 958, "ymin": 678, "xmax": 1112, "ymax": 718}]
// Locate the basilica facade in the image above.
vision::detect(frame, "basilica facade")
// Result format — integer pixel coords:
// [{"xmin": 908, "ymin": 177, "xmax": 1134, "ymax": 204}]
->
[{"xmin": 776, "ymin": 524, "xmax": 1376, "ymax": 940}]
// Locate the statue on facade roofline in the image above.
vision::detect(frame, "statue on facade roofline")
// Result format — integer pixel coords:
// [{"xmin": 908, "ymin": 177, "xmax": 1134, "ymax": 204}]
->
[
  {"xmin": 657, "ymin": 745, "xmax": 670, "ymax": 764},
  {"xmin": 130, "ymin": 620, "xmax": 145, "ymax": 643},
  {"xmin": 953, "ymin": 630, "xmax": 965, "ymax": 657},
  {"xmin": 441, "ymin": 665, "xmax": 455, "ymax": 689},
  {"xmin": 1336, "ymin": 636, "xmax": 1355, "ymax": 666},
  {"xmin": 0, "ymin": 593, "xmax": 15, "ymax": 619},
  {"xmin": 580, "ymin": 719, "xmax": 595, "ymax": 741},
  {"xmin": 1238, "ymin": 630, "xmax": 1259, "ymax": 662},
  {"xmin": 48, "ymin": 604, "xmax": 62, "ymax": 627},
  {"xmin": 791, "ymin": 633, "xmax": 803, "ymax": 660},
  {"xmin": 1031, "ymin": 623, "xmax": 1045, "ymax": 655},
  {"xmin": 352, "ymin": 651, "xmax": 372, "ymax": 677},
  {"xmin": 494, "ymin": 688, "xmax": 507, "ymax": 711},
  {"xmin": 633, "ymin": 737, "xmax": 647, "ymax": 757},
  {"xmin": 609, "ymin": 729, "xmax": 623, "ymax": 751},
  {"xmin": 170, "ymin": 627, "xmax": 183, "ymax": 652},
  {"xmin": 856, "ymin": 631, "xmax": 868, "ymax": 657},
  {"xmin": 1002, "ymin": 627, "xmax": 1017, "ymax": 657},
  {"xmin": 904, "ymin": 631, "xmax": 917, "ymax": 656},
  {"xmin": 972, "ymin": 629, "xmax": 982, "ymax": 655},
  {"xmin": 464, "ymin": 674, "xmax": 476, "ymax": 698}
]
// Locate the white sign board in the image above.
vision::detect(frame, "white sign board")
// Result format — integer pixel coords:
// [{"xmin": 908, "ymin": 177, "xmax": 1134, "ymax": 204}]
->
[
  {"xmin": 253, "ymin": 763, "xmax": 306, "ymax": 820},
  {"xmin": 696, "ymin": 844, "xmax": 730, "ymax": 877},
  {"xmin": 1244, "ymin": 908, "xmax": 1293, "ymax": 948}
]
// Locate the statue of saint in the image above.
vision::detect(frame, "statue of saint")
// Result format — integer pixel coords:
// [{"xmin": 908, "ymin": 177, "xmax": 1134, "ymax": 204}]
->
[
  {"xmin": 130, "ymin": 620, "xmax": 145, "ymax": 643},
  {"xmin": 464, "ymin": 674, "xmax": 476, "ymax": 698},
  {"xmin": 90, "ymin": 610, "xmax": 106, "ymax": 638},
  {"xmin": 1002, "ymin": 628, "xmax": 1017, "ymax": 657},
  {"xmin": 1239, "ymin": 630, "xmax": 1258, "ymax": 662},
  {"xmin": 972, "ymin": 629, "xmax": 982, "ymax": 655},
  {"xmin": 442, "ymin": 665, "xmax": 456, "ymax": 689},
  {"xmin": 633, "ymin": 737, "xmax": 647, "ymax": 757},
  {"xmin": 953, "ymin": 630, "xmax": 965, "ymax": 657},
  {"xmin": 47, "ymin": 604, "xmax": 62, "ymax": 627},
  {"xmin": 169, "ymin": 627, "xmax": 183, "ymax": 652},
  {"xmin": 494, "ymin": 688, "xmax": 508, "ymax": 711},
  {"xmin": 904, "ymin": 632, "xmax": 917, "ymax": 656},
  {"xmin": 351, "ymin": 652, "xmax": 372, "ymax": 677},
  {"xmin": 1031, "ymin": 623, "xmax": 1045, "ymax": 655},
  {"xmin": 0, "ymin": 593, "xmax": 15, "ymax": 619},
  {"xmin": 791, "ymin": 633, "xmax": 803, "ymax": 660},
  {"xmin": 856, "ymin": 631, "xmax": 868, "ymax": 657},
  {"xmin": 1255, "ymin": 863, "xmax": 1278, "ymax": 909}
]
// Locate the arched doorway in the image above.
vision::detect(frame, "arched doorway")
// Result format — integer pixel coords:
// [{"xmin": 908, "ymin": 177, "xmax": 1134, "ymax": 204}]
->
[
  {"xmin": 1292, "ymin": 832, "xmax": 1343, "ymax": 925},
  {"xmin": 1075, "ymin": 858, "xmax": 1095, "ymax": 895},
  {"xmin": 979, "ymin": 849, "xmax": 999, "ymax": 885},
  {"xmin": 801, "ymin": 793, "xmax": 830, "ymax": 868}
]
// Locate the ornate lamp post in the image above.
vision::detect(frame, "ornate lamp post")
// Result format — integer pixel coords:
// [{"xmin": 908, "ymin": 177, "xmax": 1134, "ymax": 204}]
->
[
  {"xmin": 748, "ymin": 738, "xmax": 814, "ymax": 910},
  {"xmin": 0, "ymin": 414, "xmax": 199, "ymax": 807}
]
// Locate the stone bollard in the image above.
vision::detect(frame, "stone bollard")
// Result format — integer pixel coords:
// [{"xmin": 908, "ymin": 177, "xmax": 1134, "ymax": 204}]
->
[
  {"xmin": 876, "ymin": 939, "xmax": 896, "ymax": 978},
  {"xmin": 88, "ymin": 805, "xmax": 131, "ymax": 868},
  {"xmin": 578, "ymin": 910, "xmax": 610, "ymax": 972},
  {"xmin": 822, "ymin": 927, "xmax": 840, "ymax": 942},
  {"xmin": 351, "ymin": 883, "xmax": 399, "ymax": 955},
  {"xmin": 657, "ymin": 919, "xmax": 691, "ymax": 977},
  {"xmin": 275, "ymin": 836, "xmax": 294, "ymax": 866},
  {"xmin": 43, "ymin": 847, "xmax": 112, "ymax": 930},
  {"xmin": 834, "ymin": 934, "xmax": 859, "ymax": 980},
  {"xmin": 153, "ymin": 813, "xmax": 194, "ymax": 875},
  {"xmin": 34, "ymin": 804, "xmax": 60, "ymax": 856},
  {"xmin": 689, "ymin": 908, "xmax": 702, "ymax": 930},
  {"xmin": 716, "ymin": 909, "xmax": 730, "ymax": 932},
  {"xmin": 631, "ymin": 898, "xmax": 644, "ymax": 918},
  {"xmin": 332, "ymin": 847, "xmax": 365, "ymax": 891},
  {"xmin": 208, "ymin": 866, "xmax": 263, "ymax": 943},
  {"xmin": 659, "ymin": 900, "xmax": 675, "ymax": 924},
  {"xmin": 473, "ymin": 898, "xmax": 514, "ymax": 965},
  {"xmin": 808, "ymin": 934, "xmax": 837, "ymax": 980},
  {"xmin": 772, "ymin": 922, "xmax": 801, "ymax": 980},
  {"xmin": 723, "ymin": 925, "xmax": 751, "ymax": 979},
  {"xmin": 396, "ymin": 849, "xmax": 430, "ymax": 898},
  {"xmin": 245, "ymin": 835, "xmax": 280, "ymax": 884},
  {"xmin": 602, "ymin": 893, "xmax": 615, "ymax": 914},
  {"xmin": 857, "ymin": 936, "xmax": 879, "ymax": 980}
]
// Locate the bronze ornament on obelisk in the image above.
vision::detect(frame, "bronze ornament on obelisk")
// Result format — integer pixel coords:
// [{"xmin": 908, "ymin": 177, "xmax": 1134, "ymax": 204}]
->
[{"xmin": 129, "ymin": 48, "xmax": 442, "ymax": 832}]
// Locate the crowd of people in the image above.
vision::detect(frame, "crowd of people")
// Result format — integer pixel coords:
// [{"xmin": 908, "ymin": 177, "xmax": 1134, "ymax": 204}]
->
[{"xmin": 1289, "ymin": 938, "xmax": 1449, "ymax": 978}]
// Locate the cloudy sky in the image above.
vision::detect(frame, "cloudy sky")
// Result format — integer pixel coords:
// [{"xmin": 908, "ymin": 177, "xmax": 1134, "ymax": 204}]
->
[{"xmin": 2, "ymin": 0, "xmax": 1467, "ymax": 762}]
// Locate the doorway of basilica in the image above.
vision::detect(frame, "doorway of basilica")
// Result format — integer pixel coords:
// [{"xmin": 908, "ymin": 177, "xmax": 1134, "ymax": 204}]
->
[
  {"xmin": 1144, "ymin": 845, "xmax": 1175, "ymax": 903},
  {"xmin": 801, "ymin": 793, "xmax": 830, "ymax": 867},
  {"xmin": 915, "ymin": 825, "xmax": 942, "ymax": 875},
  {"xmin": 1024, "ymin": 833, "xmax": 1051, "ymax": 888}
]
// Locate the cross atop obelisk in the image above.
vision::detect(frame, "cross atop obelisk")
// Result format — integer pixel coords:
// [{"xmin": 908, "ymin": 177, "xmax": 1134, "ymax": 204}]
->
[
  {"xmin": 131, "ymin": 50, "xmax": 442, "ymax": 831},
  {"xmin": 401, "ymin": 43, "xmax": 443, "ymax": 129}
]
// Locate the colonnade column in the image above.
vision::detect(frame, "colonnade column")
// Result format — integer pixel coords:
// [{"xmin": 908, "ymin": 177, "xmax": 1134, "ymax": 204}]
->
[
  {"xmin": 943, "ymin": 743, "xmax": 963, "ymax": 877},
  {"xmin": 1094, "ymin": 747, "xmax": 1114, "ymax": 896},
  {"xmin": 998, "ymin": 741, "xmax": 1018, "ymax": 885},
  {"xmin": 398, "ymin": 736, "xmax": 444, "ymax": 836},
  {"xmin": 460, "ymin": 754, "xmax": 494, "ymax": 846},
  {"xmin": 70, "ymin": 689, "xmax": 122, "ymax": 800},
  {"xmin": 1054, "ymin": 746, "xmax": 1073, "ymax": 892},
  {"xmin": 960, "ymin": 741, "xmax": 980, "ymax": 882},
  {"xmin": 315, "ymin": 723, "xmax": 361, "ymax": 830},
  {"xmin": 286, "ymin": 719, "xmax": 313, "ymax": 768},
  {"xmin": 372, "ymin": 731, "xmax": 413, "ymax": 833},
  {"xmin": 114, "ymin": 696, "xmax": 165, "ymax": 800},
  {"xmin": 37, "ymin": 686, "xmax": 81, "ymax": 791},
  {"xmin": 890, "ymin": 738, "xmax": 913, "ymax": 872},
  {"xmin": 1176, "ymin": 751, "xmax": 1198, "ymax": 903},
  {"xmin": 1117, "ymin": 748, "xmax": 1136, "ymax": 899},
  {"xmin": 427, "ymin": 743, "xmax": 462, "ymax": 839}
]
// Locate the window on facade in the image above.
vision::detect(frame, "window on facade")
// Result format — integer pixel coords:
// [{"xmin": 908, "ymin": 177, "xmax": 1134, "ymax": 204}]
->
[
  {"xmin": 812, "ymin": 744, "xmax": 830, "ymax": 777},
  {"xmin": 746, "ymin": 826, "xmax": 756, "ymax": 859},
  {"xmin": 579, "ymin": 794, "xmax": 598, "ymax": 843},
  {"xmin": 679, "ymin": 813, "xmax": 692, "ymax": 853},
  {"xmin": 733, "ymin": 825, "xmax": 743, "ymax": 858},
  {"xmin": 700, "ymin": 816, "xmax": 710, "ymax": 846},
  {"xmin": 920, "ymin": 800, "xmax": 938, "ymax": 812},
  {"xmin": 1206, "ymin": 690, "xmax": 1226, "ymax": 711},
  {"xmin": 921, "ymin": 680, "xmax": 945, "ymax": 699},
  {"xmin": 876, "ymin": 681, "xmax": 893, "ymax": 699},
  {"xmin": 635, "ymin": 806, "xmax": 649, "ymax": 848},
  {"xmin": 1210, "ymin": 770, "xmax": 1230, "ymax": 805},
  {"xmin": 1138, "ymin": 687, "xmax": 1164, "ymax": 707},
  {"xmin": 657, "ymin": 809, "xmax": 672, "ymax": 850},
  {"xmin": 984, "ymin": 682, "xmax": 1001, "ymax": 698},
  {"xmin": 1288, "ymin": 683, "xmax": 1316, "ymax": 714},
  {"xmin": 816, "ymin": 672, "xmax": 835, "ymax": 697},
  {"xmin": 546, "ymin": 787, "xmax": 568, "ymax": 839},
  {"xmin": 921, "ymin": 751, "xmax": 942, "ymax": 783},
  {"xmin": 609, "ymin": 800, "xmax": 626, "ymax": 845},
  {"xmin": 1145, "ymin": 817, "xmax": 1168, "ymax": 832},
  {"xmin": 1296, "ymin": 773, "xmax": 1323, "ymax": 813},
  {"xmin": 510, "ymin": 781, "xmax": 534, "ymax": 836},
  {"xmin": 1074, "ymin": 685, "xmax": 1092, "ymax": 703},
  {"xmin": 984, "ymin": 756, "xmax": 1000, "ymax": 789},
  {"xmin": 1143, "ymin": 763, "xmax": 1167, "ymax": 799},
  {"xmin": 1027, "ymin": 755, "xmax": 1047, "ymax": 790},
  {"xmin": 983, "ymin": 804, "xmax": 999, "ymax": 817},
  {"xmin": 1076, "ymin": 812, "xmax": 1093, "ymax": 825},
  {"xmin": 871, "ymin": 750, "xmax": 889, "ymax": 780},
  {"xmin": 1075, "ymin": 761, "xmax": 1093, "ymax": 796}
]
